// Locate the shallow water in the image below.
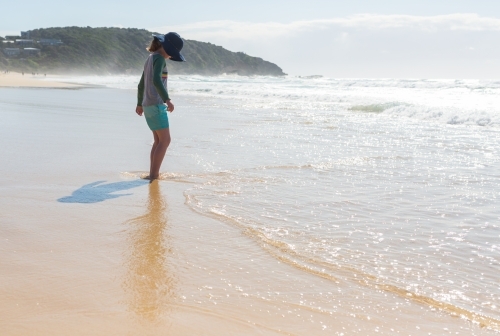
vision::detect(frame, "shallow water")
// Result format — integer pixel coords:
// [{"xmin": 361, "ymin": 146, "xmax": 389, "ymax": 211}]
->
[
  {"xmin": 123, "ymin": 75, "xmax": 500, "ymax": 329},
  {"xmin": 1, "ymin": 78, "xmax": 500, "ymax": 334},
  {"xmin": 180, "ymin": 97, "xmax": 500, "ymax": 328},
  {"xmin": 164, "ymin": 76, "xmax": 500, "ymax": 330}
]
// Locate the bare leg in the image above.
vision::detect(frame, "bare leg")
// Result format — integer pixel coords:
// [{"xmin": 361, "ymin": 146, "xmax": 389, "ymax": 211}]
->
[
  {"xmin": 149, "ymin": 128, "xmax": 171, "ymax": 180},
  {"xmin": 150, "ymin": 131, "xmax": 160, "ymax": 177}
]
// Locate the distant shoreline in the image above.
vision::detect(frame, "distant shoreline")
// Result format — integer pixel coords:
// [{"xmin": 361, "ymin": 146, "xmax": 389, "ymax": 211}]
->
[{"xmin": 0, "ymin": 72, "xmax": 90, "ymax": 89}]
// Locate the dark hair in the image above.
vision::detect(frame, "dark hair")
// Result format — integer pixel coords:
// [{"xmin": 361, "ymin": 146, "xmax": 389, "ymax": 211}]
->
[{"xmin": 147, "ymin": 38, "xmax": 162, "ymax": 52}]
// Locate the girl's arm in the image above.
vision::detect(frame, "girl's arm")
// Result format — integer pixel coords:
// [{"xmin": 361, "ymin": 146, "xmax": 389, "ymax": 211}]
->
[
  {"xmin": 137, "ymin": 71, "xmax": 145, "ymax": 106},
  {"xmin": 136, "ymin": 72, "xmax": 145, "ymax": 116}
]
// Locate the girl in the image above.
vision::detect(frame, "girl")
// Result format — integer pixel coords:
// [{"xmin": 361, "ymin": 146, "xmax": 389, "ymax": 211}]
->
[{"xmin": 136, "ymin": 32, "xmax": 186, "ymax": 180}]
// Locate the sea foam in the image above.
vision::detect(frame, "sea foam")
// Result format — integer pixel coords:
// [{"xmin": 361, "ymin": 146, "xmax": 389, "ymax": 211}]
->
[{"xmin": 48, "ymin": 75, "xmax": 500, "ymax": 127}]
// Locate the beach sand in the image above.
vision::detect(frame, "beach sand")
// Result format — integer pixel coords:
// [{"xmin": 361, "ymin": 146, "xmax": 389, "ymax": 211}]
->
[
  {"xmin": 0, "ymin": 86, "xmax": 496, "ymax": 335},
  {"xmin": 0, "ymin": 72, "xmax": 82, "ymax": 88},
  {"xmin": 0, "ymin": 179, "xmax": 479, "ymax": 335}
]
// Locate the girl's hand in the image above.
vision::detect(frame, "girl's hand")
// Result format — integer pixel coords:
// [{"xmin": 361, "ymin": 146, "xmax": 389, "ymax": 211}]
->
[
  {"xmin": 136, "ymin": 106, "xmax": 143, "ymax": 116},
  {"xmin": 166, "ymin": 100, "xmax": 174, "ymax": 112}
]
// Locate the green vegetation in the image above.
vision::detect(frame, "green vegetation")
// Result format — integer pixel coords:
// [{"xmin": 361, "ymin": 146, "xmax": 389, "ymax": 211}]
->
[{"xmin": 0, "ymin": 27, "xmax": 285, "ymax": 76}]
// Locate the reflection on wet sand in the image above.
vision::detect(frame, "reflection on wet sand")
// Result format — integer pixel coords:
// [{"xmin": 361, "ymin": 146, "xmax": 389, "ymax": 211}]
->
[{"xmin": 123, "ymin": 181, "xmax": 175, "ymax": 321}]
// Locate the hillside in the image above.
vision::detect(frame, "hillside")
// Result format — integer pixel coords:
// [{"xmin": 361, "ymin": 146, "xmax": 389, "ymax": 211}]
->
[{"xmin": 0, "ymin": 27, "xmax": 285, "ymax": 76}]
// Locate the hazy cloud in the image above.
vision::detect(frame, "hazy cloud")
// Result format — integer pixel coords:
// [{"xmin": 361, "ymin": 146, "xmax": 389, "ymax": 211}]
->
[
  {"xmin": 151, "ymin": 13, "xmax": 500, "ymax": 78},
  {"xmin": 152, "ymin": 14, "xmax": 500, "ymax": 41}
]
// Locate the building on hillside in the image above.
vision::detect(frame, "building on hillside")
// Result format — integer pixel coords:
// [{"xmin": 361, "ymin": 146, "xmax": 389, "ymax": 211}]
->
[
  {"xmin": 2, "ymin": 40, "xmax": 15, "ymax": 45},
  {"xmin": 38, "ymin": 38, "xmax": 63, "ymax": 46},
  {"xmin": 15, "ymin": 39, "xmax": 34, "ymax": 47},
  {"xmin": 22, "ymin": 48, "xmax": 41, "ymax": 56},
  {"xmin": 21, "ymin": 31, "xmax": 30, "ymax": 39},
  {"xmin": 3, "ymin": 48, "xmax": 21, "ymax": 57}
]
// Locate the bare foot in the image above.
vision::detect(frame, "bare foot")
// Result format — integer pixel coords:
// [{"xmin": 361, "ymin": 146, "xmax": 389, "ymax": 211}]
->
[{"xmin": 140, "ymin": 173, "xmax": 159, "ymax": 181}]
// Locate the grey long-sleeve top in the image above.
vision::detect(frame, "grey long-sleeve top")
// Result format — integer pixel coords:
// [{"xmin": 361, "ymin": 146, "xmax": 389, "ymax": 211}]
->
[{"xmin": 137, "ymin": 52, "xmax": 169, "ymax": 106}]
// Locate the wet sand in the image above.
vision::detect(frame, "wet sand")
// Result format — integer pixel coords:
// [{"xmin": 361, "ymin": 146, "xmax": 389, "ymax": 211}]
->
[
  {"xmin": 0, "ymin": 86, "xmax": 497, "ymax": 335},
  {"xmin": 2, "ymin": 179, "xmax": 488, "ymax": 335},
  {"xmin": 0, "ymin": 72, "xmax": 82, "ymax": 88}
]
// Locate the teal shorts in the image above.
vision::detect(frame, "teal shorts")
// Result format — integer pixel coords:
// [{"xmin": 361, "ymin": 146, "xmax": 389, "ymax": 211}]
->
[{"xmin": 143, "ymin": 104, "xmax": 169, "ymax": 131}]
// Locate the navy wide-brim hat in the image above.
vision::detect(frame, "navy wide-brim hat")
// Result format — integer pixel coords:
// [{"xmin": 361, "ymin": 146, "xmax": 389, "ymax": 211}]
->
[{"xmin": 152, "ymin": 32, "xmax": 186, "ymax": 62}]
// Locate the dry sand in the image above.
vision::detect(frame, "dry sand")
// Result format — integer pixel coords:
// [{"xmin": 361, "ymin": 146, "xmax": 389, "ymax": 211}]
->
[{"xmin": 0, "ymin": 72, "xmax": 82, "ymax": 88}]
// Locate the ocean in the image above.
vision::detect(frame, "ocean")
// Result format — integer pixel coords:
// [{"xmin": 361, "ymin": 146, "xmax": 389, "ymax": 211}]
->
[{"xmin": 1, "ymin": 75, "xmax": 499, "ymax": 334}]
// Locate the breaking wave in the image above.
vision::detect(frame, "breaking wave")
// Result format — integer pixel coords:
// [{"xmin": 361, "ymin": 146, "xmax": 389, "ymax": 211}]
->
[{"xmin": 48, "ymin": 75, "xmax": 500, "ymax": 127}]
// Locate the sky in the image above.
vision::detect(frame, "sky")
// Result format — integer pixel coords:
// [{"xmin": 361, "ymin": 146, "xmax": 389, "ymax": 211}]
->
[{"xmin": 2, "ymin": 0, "xmax": 500, "ymax": 78}]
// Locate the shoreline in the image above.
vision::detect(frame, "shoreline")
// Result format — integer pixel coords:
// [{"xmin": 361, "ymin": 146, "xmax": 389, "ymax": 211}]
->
[
  {"xmin": 0, "ymin": 72, "xmax": 86, "ymax": 89},
  {"xmin": 3, "ymin": 175, "xmax": 487, "ymax": 335}
]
